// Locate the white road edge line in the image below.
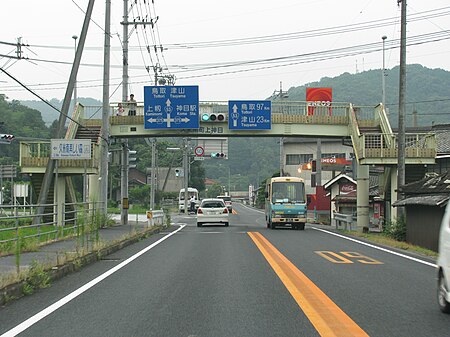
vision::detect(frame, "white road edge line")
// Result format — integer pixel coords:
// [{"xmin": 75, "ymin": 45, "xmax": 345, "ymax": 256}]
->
[
  {"xmin": 1, "ymin": 224, "xmax": 186, "ymax": 337},
  {"xmin": 312, "ymin": 227, "xmax": 437, "ymax": 268}
]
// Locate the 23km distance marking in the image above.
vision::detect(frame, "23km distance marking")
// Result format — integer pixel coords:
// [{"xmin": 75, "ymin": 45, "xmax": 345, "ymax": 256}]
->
[{"xmin": 315, "ymin": 251, "xmax": 383, "ymax": 264}]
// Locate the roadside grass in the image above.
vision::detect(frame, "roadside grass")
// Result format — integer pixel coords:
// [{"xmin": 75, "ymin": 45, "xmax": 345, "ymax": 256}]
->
[
  {"xmin": 0, "ymin": 224, "xmax": 164, "ymax": 303},
  {"xmin": 339, "ymin": 230, "xmax": 438, "ymax": 258},
  {"xmin": 0, "ymin": 225, "xmax": 66, "ymax": 256}
]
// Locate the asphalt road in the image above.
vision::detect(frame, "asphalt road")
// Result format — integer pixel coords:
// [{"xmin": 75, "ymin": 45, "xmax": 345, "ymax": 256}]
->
[{"xmin": 1, "ymin": 203, "xmax": 449, "ymax": 336}]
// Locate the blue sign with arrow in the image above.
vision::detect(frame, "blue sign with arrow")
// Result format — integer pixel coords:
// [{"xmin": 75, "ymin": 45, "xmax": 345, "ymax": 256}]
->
[
  {"xmin": 228, "ymin": 100, "xmax": 272, "ymax": 130},
  {"xmin": 144, "ymin": 85, "xmax": 199, "ymax": 129}
]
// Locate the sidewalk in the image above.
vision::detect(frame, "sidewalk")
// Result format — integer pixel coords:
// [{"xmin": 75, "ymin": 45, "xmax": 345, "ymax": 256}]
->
[{"xmin": 0, "ymin": 214, "xmax": 166, "ymax": 305}]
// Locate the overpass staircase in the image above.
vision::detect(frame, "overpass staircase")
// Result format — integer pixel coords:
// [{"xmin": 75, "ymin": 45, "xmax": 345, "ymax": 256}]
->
[{"xmin": 19, "ymin": 104, "xmax": 101, "ymax": 220}]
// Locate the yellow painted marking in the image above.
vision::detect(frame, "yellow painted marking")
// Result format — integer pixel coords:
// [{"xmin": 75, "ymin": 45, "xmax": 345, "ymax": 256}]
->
[
  {"xmin": 248, "ymin": 232, "xmax": 369, "ymax": 337},
  {"xmin": 315, "ymin": 251, "xmax": 353, "ymax": 264},
  {"xmin": 341, "ymin": 252, "xmax": 383, "ymax": 265}
]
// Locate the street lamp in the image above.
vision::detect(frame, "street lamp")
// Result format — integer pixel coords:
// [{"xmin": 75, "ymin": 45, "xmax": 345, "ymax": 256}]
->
[
  {"xmin": 382, "ymin": 35, "xmax": 387, "ymax": 113},
  {"xmin": 72, "ymin": 35, "xmax": 78, "ymax": 104}
]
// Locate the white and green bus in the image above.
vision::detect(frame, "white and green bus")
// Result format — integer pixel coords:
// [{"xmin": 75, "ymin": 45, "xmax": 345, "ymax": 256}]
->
[{"xmin": 265, "ymin": 176, "xmax": 308, "ymax": 230}]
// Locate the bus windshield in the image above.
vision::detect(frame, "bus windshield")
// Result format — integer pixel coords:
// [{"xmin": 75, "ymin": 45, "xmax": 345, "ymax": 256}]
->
[{"xmin": 271, "ymin": 182, "xmax": 305, "ymax": 203}]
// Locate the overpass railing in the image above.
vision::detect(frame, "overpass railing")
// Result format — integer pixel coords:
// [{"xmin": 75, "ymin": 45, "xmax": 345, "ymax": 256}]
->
[{"xmin": 19, "ymin": 141, "xmax": 100, "ymax": 170}]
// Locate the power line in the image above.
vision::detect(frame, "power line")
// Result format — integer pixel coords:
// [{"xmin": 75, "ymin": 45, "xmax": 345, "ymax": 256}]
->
[{"xmin": 0, "ymin": 66, "xmax": 108, "ymax": 142}]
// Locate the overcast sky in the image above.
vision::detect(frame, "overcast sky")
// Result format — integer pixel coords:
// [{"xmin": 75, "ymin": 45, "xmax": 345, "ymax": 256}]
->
[{"xmin": 1, "ymin": 0, "xmax": 449, "ymax": 104}]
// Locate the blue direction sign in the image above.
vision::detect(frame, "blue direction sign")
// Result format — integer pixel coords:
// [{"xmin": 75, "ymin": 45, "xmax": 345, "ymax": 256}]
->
[
  {"xmin": 228, "ymin": 100, "xmax": 271, "ymax": 130},
  {"xmin": 144, "ymin": 86, "xmax": 199, "ymax": 129}
]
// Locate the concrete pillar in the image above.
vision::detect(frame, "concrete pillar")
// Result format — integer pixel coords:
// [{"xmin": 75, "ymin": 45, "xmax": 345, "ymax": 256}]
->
[
  {"xmin": 89, "ymin": 174, "xmax": 100, "ymax": 207},
  {"xmin": 390, "ymin": 168, "xmax": 398, "ymax": 220},
  {"xmin": 55, "ymin": 175, "xmax": 66, "ymax": 226},
  {"xmin": 356, "ymin": 164, "xmax": 369, "ymax": 229}
]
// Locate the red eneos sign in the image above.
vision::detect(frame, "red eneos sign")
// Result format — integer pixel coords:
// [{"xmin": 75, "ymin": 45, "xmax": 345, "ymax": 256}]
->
[{"xmin": 306, "ymin": 87, "xmax": 332, "ymax": 116}]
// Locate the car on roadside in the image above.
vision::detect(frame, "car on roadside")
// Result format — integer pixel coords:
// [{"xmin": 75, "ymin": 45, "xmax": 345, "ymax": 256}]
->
[
  {"xmin": 438, "ymin": 200, "xmax": 450, "ymax": 313},
  {"xmin": 217, "ymin": 195, "xmax": 232, "ymax": 211},
  {"xmin": 197, "ymin": 198, "xmax": 229, "ymax": 227}
]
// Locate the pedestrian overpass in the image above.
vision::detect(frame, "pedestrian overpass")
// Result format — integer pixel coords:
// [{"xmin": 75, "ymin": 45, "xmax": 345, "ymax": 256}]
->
[{"xmin": 19, "ymin": 101, "xmax": 436, "ymax": 228}]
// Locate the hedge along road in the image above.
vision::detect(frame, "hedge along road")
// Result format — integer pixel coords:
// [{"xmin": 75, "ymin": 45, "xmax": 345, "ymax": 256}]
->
[{"xmin": 0, "ymin": 202, "xmax": 448, "ymax": 337}]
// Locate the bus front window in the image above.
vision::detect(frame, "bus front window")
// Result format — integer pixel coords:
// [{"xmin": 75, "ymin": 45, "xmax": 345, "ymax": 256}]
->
[{"xmin": 272, "ymin": 182, "xmax": 305, "ymax": 203}]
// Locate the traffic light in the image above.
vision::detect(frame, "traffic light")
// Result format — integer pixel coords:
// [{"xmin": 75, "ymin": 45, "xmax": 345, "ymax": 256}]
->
[
  {"xmin": 211, "ymin": 152, "xmax": 226, "ymax": 158},
  {"xmin": 0, "ymin": 134, "xmax": 15, "ymax": 144},
  {"xmin": 200, "ymin": 112, "xmax": 226, "ymax": 122},
  {"xmin": 128, "ymin": 150, "xmax": 137, "ymax": 169},
  {"xmin": 311, "ymin": 160, "xmax": 317, "ymax": 173}
]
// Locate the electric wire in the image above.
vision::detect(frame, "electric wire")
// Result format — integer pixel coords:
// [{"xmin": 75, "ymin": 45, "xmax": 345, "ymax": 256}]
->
[
  {"xmin": 0, "ymin": 66, "xmax": 109, "ymax": 142},
  {"xmin": 0, "ymin": 6, "xmax": 449, "ymax": 96}
]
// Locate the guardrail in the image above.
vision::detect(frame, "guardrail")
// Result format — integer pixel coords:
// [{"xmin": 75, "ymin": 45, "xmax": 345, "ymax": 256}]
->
[
  {"xmin": 333, "ymin": 212, "xmax": 356, "ymax": 230},
  {"xmin": 146, "ymin": 210, "xmax": 165, "ymax": 227}
]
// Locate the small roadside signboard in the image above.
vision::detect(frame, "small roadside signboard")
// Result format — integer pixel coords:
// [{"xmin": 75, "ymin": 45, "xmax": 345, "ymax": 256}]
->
[
  {"xmin": 50, "ymin": 139, "xmax": 92, "ymax": 160},
  {"xmin": 228, "ymin": 100, "xmax": 271, "ymax": 130},
  {"xmin": 144, "ymin": 85, "xmax": 199, "ymax": 129}
]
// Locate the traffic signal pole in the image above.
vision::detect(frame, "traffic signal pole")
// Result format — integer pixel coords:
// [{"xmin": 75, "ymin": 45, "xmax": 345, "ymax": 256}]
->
[{"xmin": 183, "ymin": 138, "xmax": 189, "ymax": 214}]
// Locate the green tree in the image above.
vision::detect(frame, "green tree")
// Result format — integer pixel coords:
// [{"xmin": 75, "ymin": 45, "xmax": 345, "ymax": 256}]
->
[{"xmin": 206, "ymin": 184, "xmax": 223, "ymax": 198}]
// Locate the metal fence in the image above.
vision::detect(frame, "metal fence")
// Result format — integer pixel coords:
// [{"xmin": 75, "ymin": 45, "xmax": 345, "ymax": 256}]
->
[{"xmin": 0, "ymin": 201, "xmax": 105, "ymax": 248}]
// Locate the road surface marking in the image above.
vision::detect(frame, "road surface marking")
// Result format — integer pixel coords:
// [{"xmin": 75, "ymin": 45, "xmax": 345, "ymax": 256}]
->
[
  {"xmin": 315, "ymin": 251, "xmax": 354, "ymax": 264},
  {"xmin": 315, "ymin": 251, "xmax": 383, "ymax": 265},
  {"xmin": 248, "ymin": 232, "xmax": 369, "ymax": 337},
  {"xmin": 312, "ymin": 227, "xmax": 436, "ymax": 268},
  {"xmin": 0, "ymin": 225, "xmax": 186, "ymax": 337}
]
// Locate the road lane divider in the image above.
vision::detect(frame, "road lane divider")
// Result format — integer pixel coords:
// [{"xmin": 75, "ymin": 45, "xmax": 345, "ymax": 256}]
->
[
  {"xmin": 1, "ymin": 225, "xmax": 186, "ymax": 337},
  {"xmin": 248, "ymin": 232, "xmax": 369, "ymax": 337}
]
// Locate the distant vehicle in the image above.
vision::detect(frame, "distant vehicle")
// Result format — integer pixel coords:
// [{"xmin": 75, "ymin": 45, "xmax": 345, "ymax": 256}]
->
[
  {"xmin": 178, "ymin": 188, "xmax": 199, "ymax": 213},
  {"xmin": 196, "ymin": 198, "xmax": 229, "ymax": 227},
  {"xmin": 265, "ymin": 176, "xmax": 307, "ymax": 230},
  {"xmin": 217, "ymin": 195, "xmax": 232, "ymax": 211},
  {"xmin": 437, "ymin": 201, "xmax": 450, "ymax": 313}
]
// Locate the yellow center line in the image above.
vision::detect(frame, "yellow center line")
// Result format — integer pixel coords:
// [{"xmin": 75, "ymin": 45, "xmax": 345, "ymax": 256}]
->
[{"xmin": 248, "ymin": 232, "xmax": 369, "ymax": 337}]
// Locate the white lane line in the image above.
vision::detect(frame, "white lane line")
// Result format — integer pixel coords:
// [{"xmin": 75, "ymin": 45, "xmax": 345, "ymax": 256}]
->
[
  {"xmin": 1, "ymin": 225, "xmax": 186, "ymax": 337},
  {"xmin": 312, "ymin": 227, "xmax": 437, "ymax": 268}
]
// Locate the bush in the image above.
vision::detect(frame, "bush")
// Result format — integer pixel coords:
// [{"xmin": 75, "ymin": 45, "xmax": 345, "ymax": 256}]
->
[{"xmin": 383, "ymin": 217, "xmax": 406, "ymax": 242}]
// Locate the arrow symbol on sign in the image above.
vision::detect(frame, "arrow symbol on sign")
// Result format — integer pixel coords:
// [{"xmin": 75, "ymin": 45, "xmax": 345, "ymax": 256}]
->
[
  {"xmin": 166, "ymin": 99, "xmax": 171, "ymax": 107},
  {"xmin": 232, "ymin": 104, "xmax": 238, "ymax": 113}
]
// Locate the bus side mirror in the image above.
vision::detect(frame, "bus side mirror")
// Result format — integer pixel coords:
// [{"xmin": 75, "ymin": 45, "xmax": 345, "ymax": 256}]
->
[
  {"xmin": 265, "ymin": 192, "xmax": 269, "ymax": 198},
  {"xmin": 307, "ymin": 196, "xmax": 311, "ymax": 205}
]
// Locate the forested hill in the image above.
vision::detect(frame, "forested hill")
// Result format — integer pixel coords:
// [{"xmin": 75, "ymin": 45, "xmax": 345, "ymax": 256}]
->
[
  {"xmin": 20, "ymin": 97, "xmax": 102, "ymax": 126},
  {"xmin": 283, "ymin": 64, "xmax": 450, "ymax": 128}
]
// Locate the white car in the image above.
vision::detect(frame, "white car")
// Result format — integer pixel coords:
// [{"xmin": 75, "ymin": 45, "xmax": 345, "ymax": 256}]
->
[
  {"xmin": 217, "ymin": 195, "xmax": 232, "ymax": 211},
  {"xmin": 197, "ymin": 198, "xmax": 229, "ymax": 227},
  {"xmin": 438, "ymin": 200, "xmax": 450, "ymax": 313}
]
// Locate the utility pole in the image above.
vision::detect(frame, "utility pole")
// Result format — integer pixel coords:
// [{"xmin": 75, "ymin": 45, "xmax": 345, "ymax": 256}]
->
[
  {"xmin": 120, "ymin": 2, "xmax": 160, "ymax": 223},
  {"xmin": 397, "ymin": 0, "xmax": 407, "ymax": 219},
  {"xmin": 271, "ymin": 81, "xmax": 288, "ymax": 177},
  {"xmin": 120, "ymin": 0, "xmax": 130, "ymax": 225},
  {"xmin": 382, "ymin": 35, "xmax": 387, "ymax": 112},
  {"xmin": 72, "ymin": 35, "xmax": 78, "ymax": 104},
  {"xmin": 316, "ymin": 139, "xmax": 322, "ymax": 187},
  {"xmin": 99, "ymin": 0, "xmax": 111, "ymax": 215}
]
